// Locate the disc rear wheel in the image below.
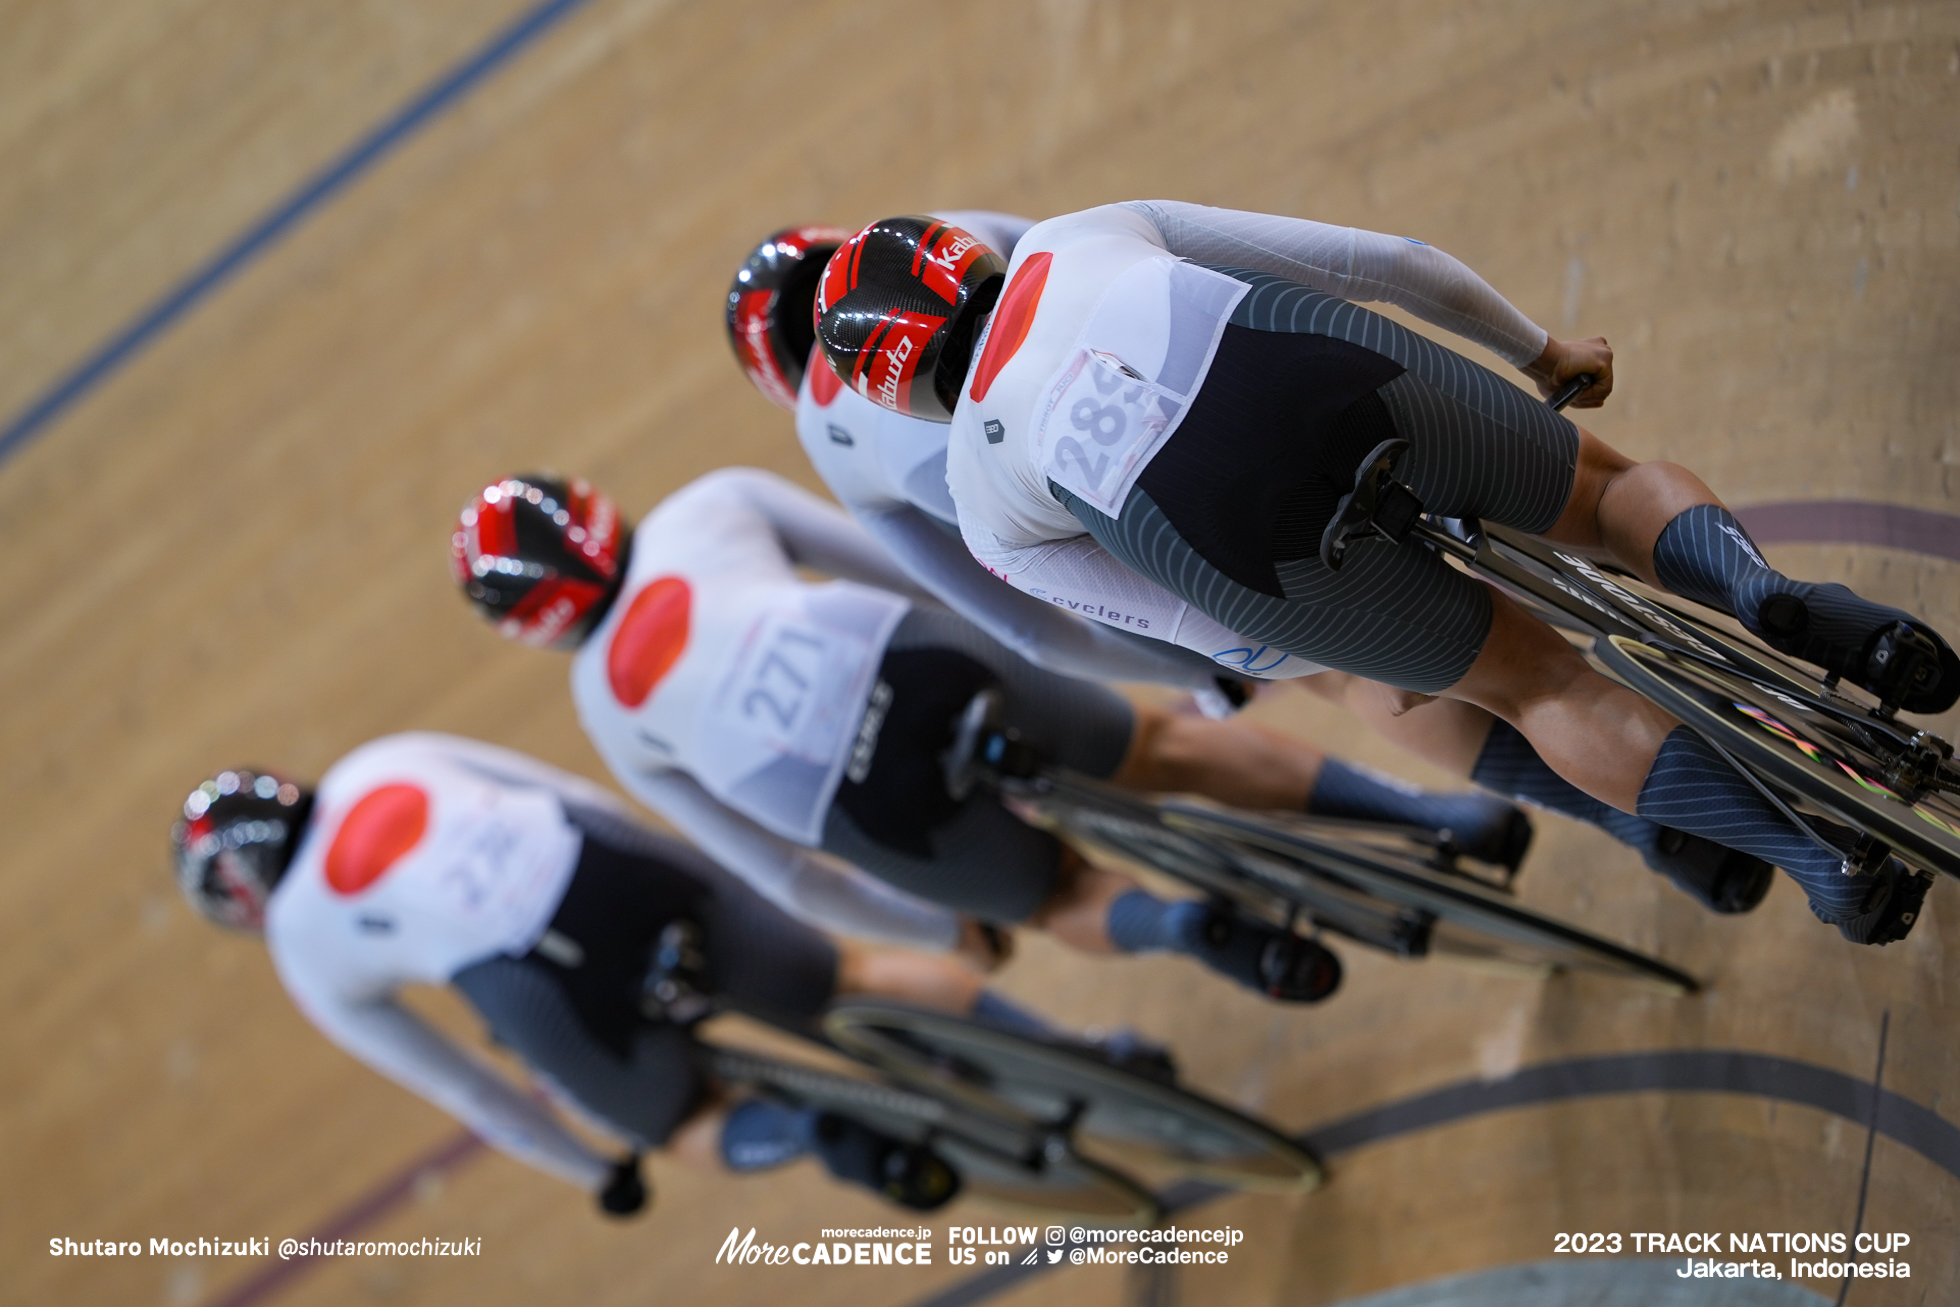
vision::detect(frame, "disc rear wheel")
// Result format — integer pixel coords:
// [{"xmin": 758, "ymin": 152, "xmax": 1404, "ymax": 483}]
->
[
  {"xmin": 1158, "ymin": 802, "xmax": 1698, "ymax": 994},
  {"xmin": 707, "ymin": 1046, "xmax": 1158, "ymax": 1221},
  {"xmin": 825, "ymin": 1003, "xmax": 1321, "ymax": 1193}
]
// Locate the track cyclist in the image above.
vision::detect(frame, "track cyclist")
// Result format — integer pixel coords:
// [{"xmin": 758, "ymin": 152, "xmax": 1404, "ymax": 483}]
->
[
  {"xmin": 728, "ymin": 216, "xmax": 1771, "ymax": 916},
  {"xmin": 451, "ymin": 466, "xmax": 1550, "ymax": 1003},
  {"xmin": 813, "ymin": 204, "xmax": 1958, "ymax": 944},
  {"xmin": 169, "ymin": 734, "xmax": 1061, "ymax": 1216}
]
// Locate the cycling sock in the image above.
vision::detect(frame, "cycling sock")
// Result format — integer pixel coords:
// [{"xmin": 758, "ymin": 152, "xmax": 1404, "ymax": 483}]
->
[
  {"xmin": 1103, "ymin": 889, "xmax": 1185, "ymax": 954},
  {"xmin": 1651, "ymin": 505, "xmax": 1940, "ymax": 664},
  {"xmin": 719, "ymin": 1099, "xmax": 818, "ymax": 1171},
  {"xmin": 1636, "ymin": 727, "xmax": 1867, "ymax": 920},
  {"xmin": 1472, "ymin": 721, "xmax": 1658, "ymax": 851},
  {"xmin": 1309, "ymin": 757, "xmax": 1523, "ymax": 854},
  {"xmin": 1474, "ymin": 721, "xmax": 1772, "ymax": 912},
  {"xmin": 970, "ymin": 991, "xmax": 1059, "ymax": 1041}
]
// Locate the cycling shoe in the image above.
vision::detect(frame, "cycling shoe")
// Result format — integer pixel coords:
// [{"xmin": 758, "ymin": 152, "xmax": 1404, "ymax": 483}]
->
[
  {"xmin": 1829, "ymin": 860, "xmax": 1935, "ymax": 946},
  {"xmin": 1644, "ymin": 828, "xmax": 1774, "ymax": 915},
  {"xmin": 1259, "ymin": 935, "xmax": 1343, "ymax": 1003},
  {"xmin": 811, "ymin": 1114, "xmax": 961, "ymax": 1211},
  {"xmin": 1757, "ymin": 589, "xmax": 1960, "ymax": 714},
  {"xmin": 1443, "ymin": 799, "xmax": 1534, "ymax": 873},
  {"xmin": 1178, "ymin": 906, "xmax": 1341, "ymax": 1003},
  {"xmin": 1081, "ymin": 1027, "xmax": 1179, "ymax": 1084}
]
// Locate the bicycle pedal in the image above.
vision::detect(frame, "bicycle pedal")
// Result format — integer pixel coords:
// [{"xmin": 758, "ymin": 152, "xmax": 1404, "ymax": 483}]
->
[{"xmin": 1866, "ymin": 622, "xmax": 1940, "ymax": 714}]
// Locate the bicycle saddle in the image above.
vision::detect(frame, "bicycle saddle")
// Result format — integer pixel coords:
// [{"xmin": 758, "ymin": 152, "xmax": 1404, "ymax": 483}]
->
[
  {"xmin": 942, "ymin": 688, "xmax": 1041, "ymax": 801},
  {"xmin": 1319, "ymin": 438, "xmax": 1426, "ymax": 572}
]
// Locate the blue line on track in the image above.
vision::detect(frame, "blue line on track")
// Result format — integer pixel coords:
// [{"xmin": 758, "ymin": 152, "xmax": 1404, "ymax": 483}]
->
[{"xmin": 0, "ymin": 0, "xmax": 597, "ymax": 467}]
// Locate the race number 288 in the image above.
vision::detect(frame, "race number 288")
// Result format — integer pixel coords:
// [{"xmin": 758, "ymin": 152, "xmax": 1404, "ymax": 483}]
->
[
  {"xmin": 1045, "ymin": 353, "xmax": 1172, "ymax": 499},
  {"xmin": 1052, "ymin": 392, "xmax": 1128, "ymax": 491}
]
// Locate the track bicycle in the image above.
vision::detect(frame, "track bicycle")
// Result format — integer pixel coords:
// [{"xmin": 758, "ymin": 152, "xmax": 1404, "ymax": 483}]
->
[
  {"xmin": 943, "ymin": 690, "xmax": 1700, "ymax": 994},
  {"xmin": 1318, "ymin": 375, "xmax": 1960, "ymax": 903},
  {"xmin": 690, "ymin": 999, "xmax": 1319, "ymax": 1222}
]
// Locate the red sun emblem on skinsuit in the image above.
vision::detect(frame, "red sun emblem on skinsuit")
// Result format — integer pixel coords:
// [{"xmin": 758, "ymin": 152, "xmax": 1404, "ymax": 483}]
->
[
  {"xmin": 608, "ymin": 576, "xmax": 692, "ymax": 707},
  {"xmin": 969, "ymin": 252, "xmax": 1050, "ymax": 402},
  {"xmin": 326, "ymin": 784, "xmax": 429, "ymax": 895}
]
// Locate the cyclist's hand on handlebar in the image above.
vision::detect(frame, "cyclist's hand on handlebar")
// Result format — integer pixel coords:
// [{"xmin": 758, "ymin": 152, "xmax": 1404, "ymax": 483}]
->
[
  {"xmin": 1524, "ymin": 336, "xmax": 1613, "ymax": 408},
  {"xmin": 955, "ymin": 919, "xmax": 1014, "ymax": 973}
]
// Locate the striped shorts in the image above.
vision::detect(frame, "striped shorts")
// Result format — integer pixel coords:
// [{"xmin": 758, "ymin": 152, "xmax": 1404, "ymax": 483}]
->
[
  {"xmin": 1059, "ymin": 266, "xmax": 1579, "ymax": 694},
  {"xmin": 821, "ymin": 606, "xmax": 1136, "ymax": 924}
]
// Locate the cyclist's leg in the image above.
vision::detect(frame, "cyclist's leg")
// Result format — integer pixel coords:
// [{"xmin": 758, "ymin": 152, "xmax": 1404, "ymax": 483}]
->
[
  {"xmin": 451, "ymin": 954, "xmax": 707, "ymax": 1150},
  {"xmin": 1032, "ymin": 846, "xmax": 1340, "ymax": 1000},
  {"xmin": 1469, "ymin": 716, "xmax": 1771, "ymax": 912},
  {"xmin": 1448, "ymin": 590, "xmax": 1878, "ymax": 926},
  {"xmin": 1081, "ymin": 477, "xmax": 1877, "ymax": 927},
  {"xmin": 1114, "ymin": 694, "xmax": 1526, "ymax": 862},
  {"xmin": 833, "ymin": 941, "xmax": 984, "ymax": 1014},
  {"xmin": 709, "ymin": 1082, "xmax": 959, "ymax": 1209},
  {"xmin": 1548, "ymin": 429, "xmax": 1958, "ymax": 712},
  {"xmin": 1300, "ymin": 671, "xmax": 1494, "ymax": 773},
  {"xmin": 1302, "ymin": 671, "xmax": 1770, "ymax": 910},
  {"xmin": 666, "ymin": 1091, "xmax": 733, "ymax": 1169}
]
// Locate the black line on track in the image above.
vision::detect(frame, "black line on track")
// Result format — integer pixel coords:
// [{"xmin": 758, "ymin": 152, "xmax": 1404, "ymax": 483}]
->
[
  {"xmin": 1836, "ymin": 1010, "xmax": 1891, "ymax": 1307},
  {"xmin": 911, "ymin": 1044, "xmax": 1957, "ymax": 1307}
]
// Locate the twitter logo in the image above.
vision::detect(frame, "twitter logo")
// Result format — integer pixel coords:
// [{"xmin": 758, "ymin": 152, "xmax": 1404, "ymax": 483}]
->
[{"xmin": 1047, "ymin": 1249, "xmax": 1064, "ymax": 1265}]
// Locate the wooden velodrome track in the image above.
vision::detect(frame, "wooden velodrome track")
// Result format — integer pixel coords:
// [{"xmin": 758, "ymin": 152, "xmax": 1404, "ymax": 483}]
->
[{"xmin": 5, "ymin": 1, "xmax": 1958, "ymax": 1304}]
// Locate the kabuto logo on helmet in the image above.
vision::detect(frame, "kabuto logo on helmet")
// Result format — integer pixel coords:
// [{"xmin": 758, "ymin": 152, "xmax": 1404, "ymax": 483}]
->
[
  {"xmin": 725, "ymin": 225, "xmax": 852, "ymax": 411},
  {"xmin": 857, "ymin": 309, "xmax": 947, "ymax": 413},
  {"xmin": 453, "ymin": 475, "xmax": 626, "ymax": 651},
  {"xmin": 814, "ymin": 216, "xmax": 1007, "ymax": 422},
  {"xmin": 909, "ymin": 222, "xmax": 988, "ymax": 303}
]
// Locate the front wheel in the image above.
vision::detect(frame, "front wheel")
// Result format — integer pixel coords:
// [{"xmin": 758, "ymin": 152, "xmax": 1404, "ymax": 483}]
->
[{"xmin": 1597, "ymin": 636, "xmax": 1960, "ymax": 880}]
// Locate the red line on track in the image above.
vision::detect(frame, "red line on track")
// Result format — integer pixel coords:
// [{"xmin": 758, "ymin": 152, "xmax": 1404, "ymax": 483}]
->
[
  {"xmin": 205, "ymin": 1131, "xmax": 485, "ymax": 1307},
  {"xmin": 1736, "ymin": 500, "xmax": 1960, "ymax": 562}
]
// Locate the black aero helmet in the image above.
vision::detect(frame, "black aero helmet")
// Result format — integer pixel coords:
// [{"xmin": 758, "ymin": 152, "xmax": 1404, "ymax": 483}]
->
[
  {"xmin": 171, "ymin": 769, "xmax": 314, "ymax": 932},
  {"xmin": 813, "ymin": 216, "xmax": 1007, "ymax": 422},
  {"xmin": 726, "ymin": 226, "xmax": 852, "ymax": 410},
  {"xmin": 452, "ymin": 475, "xmax": 627, "ymax": 650}
]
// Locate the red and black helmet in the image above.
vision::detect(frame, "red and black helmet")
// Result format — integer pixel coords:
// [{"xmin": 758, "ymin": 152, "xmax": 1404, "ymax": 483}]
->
[
  {"xmin": 726, "ymin": 225, "xmax": 852, "ymax": 411},
  {"xmin": 813, "ymin": 216, "xmax": 1008, "ymax": 422},
  {"xmin": 452, "ymin": 474, "xmax": 626, "ymax": 650},
  {"xmin": 171, "ymin": 769, "xmax": 314, "ymax": 932}
]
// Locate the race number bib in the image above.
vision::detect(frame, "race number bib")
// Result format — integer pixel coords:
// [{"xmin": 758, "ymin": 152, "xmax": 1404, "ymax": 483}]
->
[
  {"xmin": 1035, "ymin": 350, "xmax": 1184, "ymax": 516},
  {"xmin": 707, "ymin": 611, "xmax": 868, "ymax": 769},
  {"xmin": 1031, "ymin": 258, "xmax": 1246, "ymax": 518}
]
